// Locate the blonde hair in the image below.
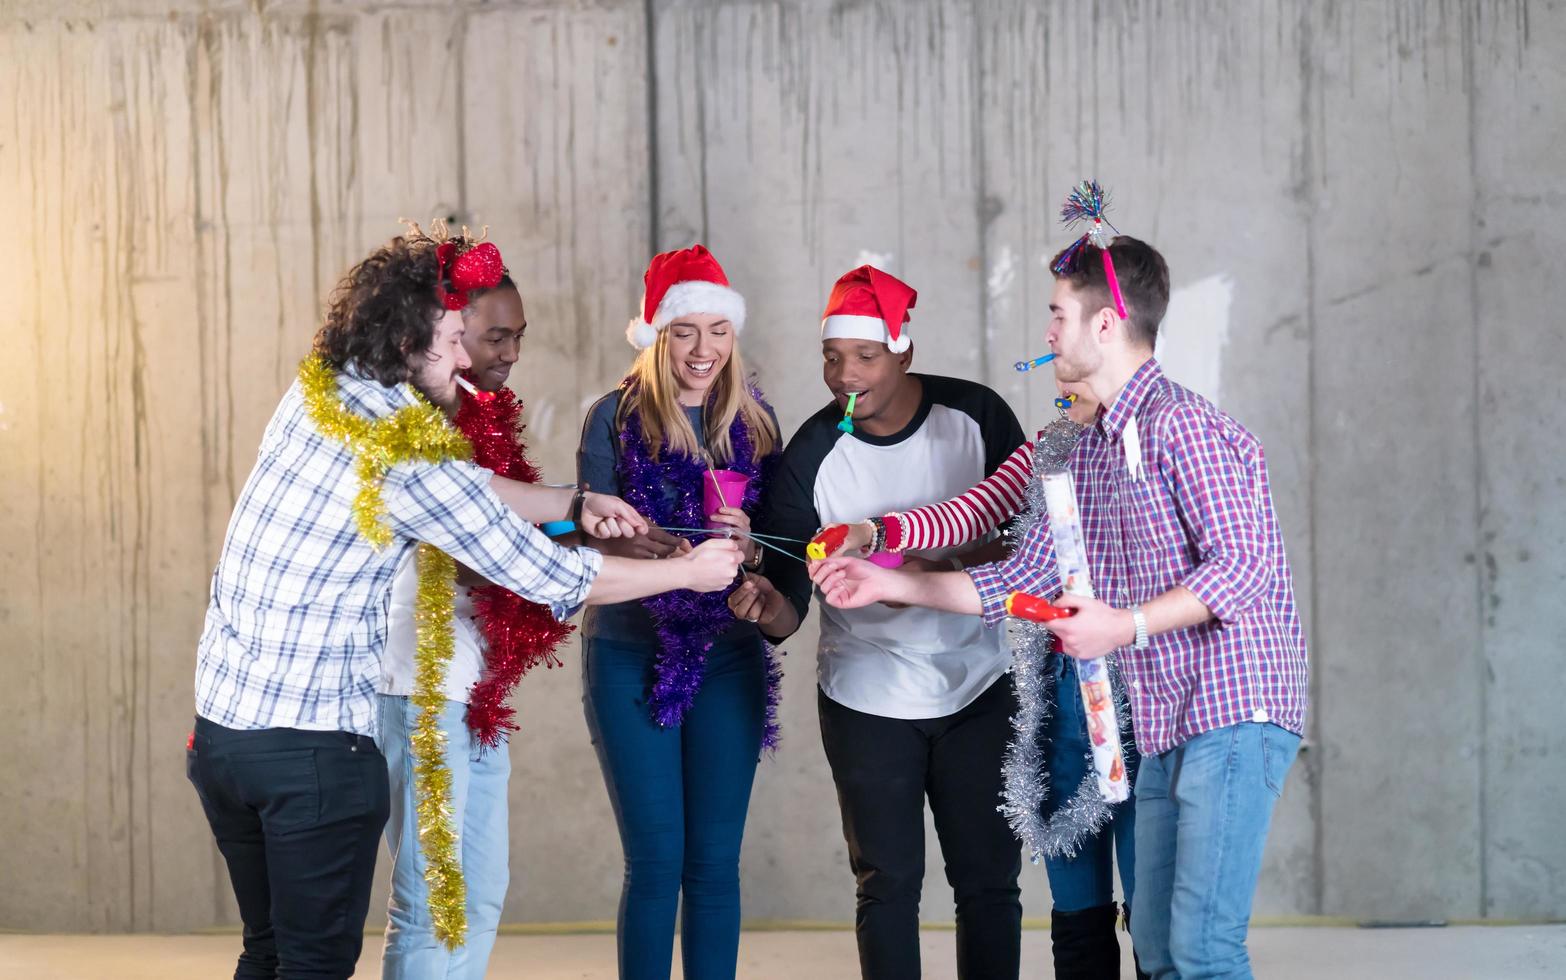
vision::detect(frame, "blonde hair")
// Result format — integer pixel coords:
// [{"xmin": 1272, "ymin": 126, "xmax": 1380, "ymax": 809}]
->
[{"xmin": 617, "ymin": 329, "xmax": 778, "ymax": 464}]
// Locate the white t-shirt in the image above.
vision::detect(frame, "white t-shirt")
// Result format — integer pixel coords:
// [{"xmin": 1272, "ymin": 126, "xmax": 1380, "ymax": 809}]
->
[
  {"xmin": 762, "ymin": 374, "xmax": 1026, "ymax": 720},
  {"xmin": 378, "ymin": 550, "xmax": 485, "ymax": 703}
]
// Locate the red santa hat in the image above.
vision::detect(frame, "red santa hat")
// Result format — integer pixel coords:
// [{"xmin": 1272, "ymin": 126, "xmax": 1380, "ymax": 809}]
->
[
  {"xmin": 819, "ymin": 265, "xmax": 917, "ymax": 354},
  {"xmin": 625, "ymin": 244, "xmax": 747, "ymax": 349}
]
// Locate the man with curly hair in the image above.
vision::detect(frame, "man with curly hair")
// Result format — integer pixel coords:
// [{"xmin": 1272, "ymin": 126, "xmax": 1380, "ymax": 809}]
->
[{"xmin": 186, "ymin": 233, "xmax": 745, "ymax": 979}]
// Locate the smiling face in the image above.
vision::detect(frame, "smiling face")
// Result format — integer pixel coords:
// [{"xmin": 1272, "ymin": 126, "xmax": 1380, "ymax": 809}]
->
[
  {"xmin": 461, "ymin": 286, "xmax": 526, "ymax": 392},
  {"xmin": 663, "ymin": 312, "xmax": 735, "ymax": 406},
  {"xmin": 408, "ymin": 308, "xmax": 471, "ymax": 410},
  {"xmin": 821, "ymin": 337, "xmax": 914, "ymax": 426}
]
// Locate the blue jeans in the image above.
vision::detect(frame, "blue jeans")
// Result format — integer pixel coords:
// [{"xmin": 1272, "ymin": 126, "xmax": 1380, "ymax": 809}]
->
[
  {"xmin": 1043, "ymin": 655, "xmax": 1139, "ymax": 913},
  {"xmin": 583, "ymin": 635, "xmax": 767, "ymax": 980},
  {"xmin": 377, "ymin": 696, "xmax": 511, "ymax": 980},
  {"xmin": 1130, "ymin": 721, "xmax": 1301, "ymax": 980}
]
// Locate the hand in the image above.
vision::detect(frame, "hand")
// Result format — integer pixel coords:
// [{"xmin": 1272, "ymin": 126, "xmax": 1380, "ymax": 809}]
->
[
  {"xmin": 677, "ymin": 538, "xmax": 745, "ymax": 593},
  {"xmin": 706, "ymin": 506, "xmax": 759, "ymax": 564},
  {"xmin": 597, "ymin": 526, "xmax": 691, "ymax": 560},
  {"xmin": 1048, "ymin": 595, "xmax": 1136, "ymax": 660},
  {"xmin": 808, "ymin": 555, "xmax": 904, "ymax": 609},
  {"xmin": 580, "ymin": 492, "xmax": 650, "ymax": 539},
  {"xmin": 728, "ymin": 572, "xmax": 787, "ymax": 625},
  {"xmin": 811, "ymin": 521, "xmax": 874, "ymax": 559}
]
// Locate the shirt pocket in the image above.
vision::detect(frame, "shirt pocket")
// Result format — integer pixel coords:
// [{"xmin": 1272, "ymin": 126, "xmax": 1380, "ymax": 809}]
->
[{"xmin": 1121, "ymin": 472, "xmax": 1187, "ymax": 567}]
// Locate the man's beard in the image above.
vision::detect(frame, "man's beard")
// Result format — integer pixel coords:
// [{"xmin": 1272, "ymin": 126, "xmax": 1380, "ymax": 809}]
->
[{"xmin": 411, "ymin": 368, "xmax": 455, "ymax": 407}]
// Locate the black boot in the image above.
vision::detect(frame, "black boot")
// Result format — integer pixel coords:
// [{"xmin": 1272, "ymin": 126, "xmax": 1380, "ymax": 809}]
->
[{"xmin": 1049, "ymin": 903, "xmax": 1121, "ymax": 979}]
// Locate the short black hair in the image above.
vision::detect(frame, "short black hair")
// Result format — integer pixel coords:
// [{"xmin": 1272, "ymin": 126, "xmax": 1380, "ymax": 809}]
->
[
  {"xmin": 1050, "ymin": 235, "xmax": 1171, "ymax": 347},
  {"xmin": 459, "ymin": 273, "xmax": 519, "ymax": 316},
  {"xmin": 311, "ymin": 236, "xmax": 442, "ymax": 386}
]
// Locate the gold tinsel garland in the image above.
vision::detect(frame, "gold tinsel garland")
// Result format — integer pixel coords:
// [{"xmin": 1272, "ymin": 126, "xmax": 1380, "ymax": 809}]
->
[
  {"xmin": 297, "ymin": 354, "xmax": 472, "ymax": 548},
  {"xmin": 412, "ymin": 543, "xmax": 466, "ymax": 947},
  {"xmin": 297, "ymin": 355, "xmax": 471, "ymax": 948}
]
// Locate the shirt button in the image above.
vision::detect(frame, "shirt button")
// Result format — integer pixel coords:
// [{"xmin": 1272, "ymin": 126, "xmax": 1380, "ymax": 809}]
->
[{"xmin": 1252, "ymin": 708, "xmax": 1270, "ymax": 724}]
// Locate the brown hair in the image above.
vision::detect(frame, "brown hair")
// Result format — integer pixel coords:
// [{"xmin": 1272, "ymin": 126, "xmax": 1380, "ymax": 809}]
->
[
  {"xmin": 616, "ymin": 330, "xmax": 778, "ymax": 464},
  {"xmin": 311, "ymin": 236, "xmax": 442, "ymax": 386},
  {"xmin": 1051, "ymin": 235, "xmax": 1171, "ymax": 348}
]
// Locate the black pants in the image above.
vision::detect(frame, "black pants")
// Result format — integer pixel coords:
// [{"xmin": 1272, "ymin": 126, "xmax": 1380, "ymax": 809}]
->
[
  {"xmin": 818, "ymin": 677, "xmax": 1023, "ymax": 980},
  {"xmin": 186, "ymin": 716, "xmax": 390, "ymax": 979}
]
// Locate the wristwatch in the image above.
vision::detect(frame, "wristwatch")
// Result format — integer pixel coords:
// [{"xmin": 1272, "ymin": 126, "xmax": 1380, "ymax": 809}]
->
[
  {"xmin": 569, "ymin": 487, "xmax": 587, "ymax": 528},
  {"xmin": 1130, "ymin": 605, "xmax": 1150, "ymax": 650}
]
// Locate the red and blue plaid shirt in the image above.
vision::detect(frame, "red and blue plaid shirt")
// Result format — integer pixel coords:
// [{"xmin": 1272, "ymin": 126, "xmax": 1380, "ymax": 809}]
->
[{"xmin": 969, "ymin": 359, "xmax": 1309, "ymax": 756}]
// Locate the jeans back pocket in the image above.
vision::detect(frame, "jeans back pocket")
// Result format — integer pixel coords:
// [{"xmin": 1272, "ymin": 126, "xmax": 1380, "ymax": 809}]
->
[{"xmin": 231, "ymin": 749, "xmax": 321, "ymax": 834}]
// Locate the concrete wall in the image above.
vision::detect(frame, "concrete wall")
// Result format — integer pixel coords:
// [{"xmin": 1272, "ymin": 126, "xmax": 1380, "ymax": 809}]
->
[{"xmin": 0, "ymin": 0, "xmax": 1561, "ymax": 932}]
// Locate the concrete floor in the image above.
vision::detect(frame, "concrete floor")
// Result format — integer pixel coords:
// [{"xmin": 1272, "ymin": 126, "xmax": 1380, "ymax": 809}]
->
[{"xmin": 2, "ymin": 925, "xmax": 1564, "ymax": 979}]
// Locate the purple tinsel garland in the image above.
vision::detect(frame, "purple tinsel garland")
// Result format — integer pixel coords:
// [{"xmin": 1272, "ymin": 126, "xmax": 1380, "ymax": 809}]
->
[{"xmin": 616, "ymin": 383, "xmax": 784, "ymax": 748}]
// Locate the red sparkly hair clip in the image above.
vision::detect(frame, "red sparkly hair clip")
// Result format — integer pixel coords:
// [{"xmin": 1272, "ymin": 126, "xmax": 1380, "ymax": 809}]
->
[{"xmin": 405, "ymin": 219, "xmax": 508, "ymax": 311}]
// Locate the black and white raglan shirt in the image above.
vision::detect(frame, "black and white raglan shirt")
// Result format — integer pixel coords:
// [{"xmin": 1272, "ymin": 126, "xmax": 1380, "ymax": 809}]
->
[{"xmin": 762, "ymin": 374, "xmax": 1026, "ymax": 720}]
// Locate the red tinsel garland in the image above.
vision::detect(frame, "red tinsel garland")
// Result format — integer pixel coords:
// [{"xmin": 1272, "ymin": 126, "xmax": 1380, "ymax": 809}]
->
[{"xmin": 453, "ymin": 385, "xmax": 576, "ymax": 749}]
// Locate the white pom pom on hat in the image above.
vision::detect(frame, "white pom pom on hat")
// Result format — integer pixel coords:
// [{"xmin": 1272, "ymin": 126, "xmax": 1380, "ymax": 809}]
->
[{"xmin": 819, "ymin": 265, "xmax": 917, "ymax": 354}]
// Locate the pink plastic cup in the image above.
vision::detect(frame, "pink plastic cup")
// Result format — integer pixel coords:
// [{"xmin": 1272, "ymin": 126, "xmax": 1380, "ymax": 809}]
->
[
  {"xmin": 702, "ymin": 469, "xmax": 751, "ymax": 529},
  {"xmin": 867, "ymin": 552, "xmax": 905, "ymax": 569}
]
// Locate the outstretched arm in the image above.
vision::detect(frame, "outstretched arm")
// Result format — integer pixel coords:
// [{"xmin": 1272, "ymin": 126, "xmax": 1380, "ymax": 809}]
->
[
  {"xmin": 586, "ymin": 539, "xmax": 745, "ymax": 605},
  {"xmin": 811, "ymin": 440, "xmax": 1035, "ymax": 558},
  {"xmin": 809, "ymin": 558, "xmax": 984, "ymax": 616}
]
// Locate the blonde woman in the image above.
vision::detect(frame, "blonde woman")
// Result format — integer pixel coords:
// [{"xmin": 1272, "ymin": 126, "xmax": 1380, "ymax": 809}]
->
[{"xmin": 576, "ymin": 245, "xmax": 781, "ymax": 979}]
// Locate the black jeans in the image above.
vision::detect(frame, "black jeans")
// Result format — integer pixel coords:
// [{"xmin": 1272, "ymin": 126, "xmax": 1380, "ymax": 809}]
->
[
  {"xmin": 186, "ymin": 716, "xmax": 391, "ymax": 979},
  {"xmin": 818, "ymin": 677, "xmax": 1023, "ymax": 980}
]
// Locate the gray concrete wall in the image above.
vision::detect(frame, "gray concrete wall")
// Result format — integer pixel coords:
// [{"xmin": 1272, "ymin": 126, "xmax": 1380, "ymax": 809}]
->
[{"xmin": 0, "ymin": 0, "xmax": 1561, "ymax": 932}]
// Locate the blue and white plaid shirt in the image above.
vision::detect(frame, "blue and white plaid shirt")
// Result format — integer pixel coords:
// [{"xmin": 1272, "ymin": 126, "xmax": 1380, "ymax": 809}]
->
[{"xmin": 195, "ymin": 369, "xmax": 601, "ymax": 738}]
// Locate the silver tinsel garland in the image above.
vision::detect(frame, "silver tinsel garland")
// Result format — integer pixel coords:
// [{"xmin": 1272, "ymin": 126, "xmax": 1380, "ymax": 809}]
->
[{"xmin": 999, "ymin": 418, "xmax": 1137, "ymax": 862}]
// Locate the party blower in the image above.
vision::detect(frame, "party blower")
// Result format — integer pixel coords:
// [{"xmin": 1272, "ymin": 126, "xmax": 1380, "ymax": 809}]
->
[
  {"xmin": 836, "ymin": 391, "xmax": 858, "ymax": 433},
  {"xmin": 453, "ymin": 374, "xmax": 496, "ymax": 404},
  {"xmin": 805, "ymin": 523, "xmax": 906, "ymax": 566},
  {"xmin": 1014, "ymin": 352, "xmax": 1057, "ymax": 373},
  {"xmin": 806, "ymin": 524, "xmax": 849, "ymax": 561}
]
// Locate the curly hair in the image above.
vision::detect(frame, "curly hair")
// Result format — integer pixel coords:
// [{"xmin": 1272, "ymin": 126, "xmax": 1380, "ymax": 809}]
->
[{"xmin": 312, "ymin": 235, "xmax": 443, "ymax": 386}]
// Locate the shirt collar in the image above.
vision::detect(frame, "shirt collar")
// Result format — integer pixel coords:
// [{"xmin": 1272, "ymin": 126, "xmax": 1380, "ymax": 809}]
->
[{"xmin": 1096, "ymin": 357, "xmax": 1163, "ymax": 441}]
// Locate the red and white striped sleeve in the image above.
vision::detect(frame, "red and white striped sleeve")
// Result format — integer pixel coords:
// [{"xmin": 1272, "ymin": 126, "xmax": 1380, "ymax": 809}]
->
[{"xmin": 884, "ymin": 440, "xmax": 1035, "ymax": 552}]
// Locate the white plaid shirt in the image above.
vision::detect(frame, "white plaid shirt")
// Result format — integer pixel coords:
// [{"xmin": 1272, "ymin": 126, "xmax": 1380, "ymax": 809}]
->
[{"xmin": 195, "ymin": 369, "xmax": 601, "ymax": 738}]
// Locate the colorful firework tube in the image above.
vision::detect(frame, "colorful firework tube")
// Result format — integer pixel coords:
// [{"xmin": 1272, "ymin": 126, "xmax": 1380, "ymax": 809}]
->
[
  {"xmin": 837, "ymin": 392, "xmax": 858, "ymax": 433},
  {"xmin": 806, "ymin": 523, "xmax": 851, "ymax": 561},
  {"xmin": 1039, "ymin": 468, "xmax": 1130, "ymax": 803},
  {"xmin": 1004, "ymin": 591, "xmax": 1074, "ymax": 622},
  {"xmin": 1014, "ymin": 352, "xmax": 1057, "ymax": 373},
  {"xmin": 454, "ymin": 374, "xmax": 496, "ymax": 403}
]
